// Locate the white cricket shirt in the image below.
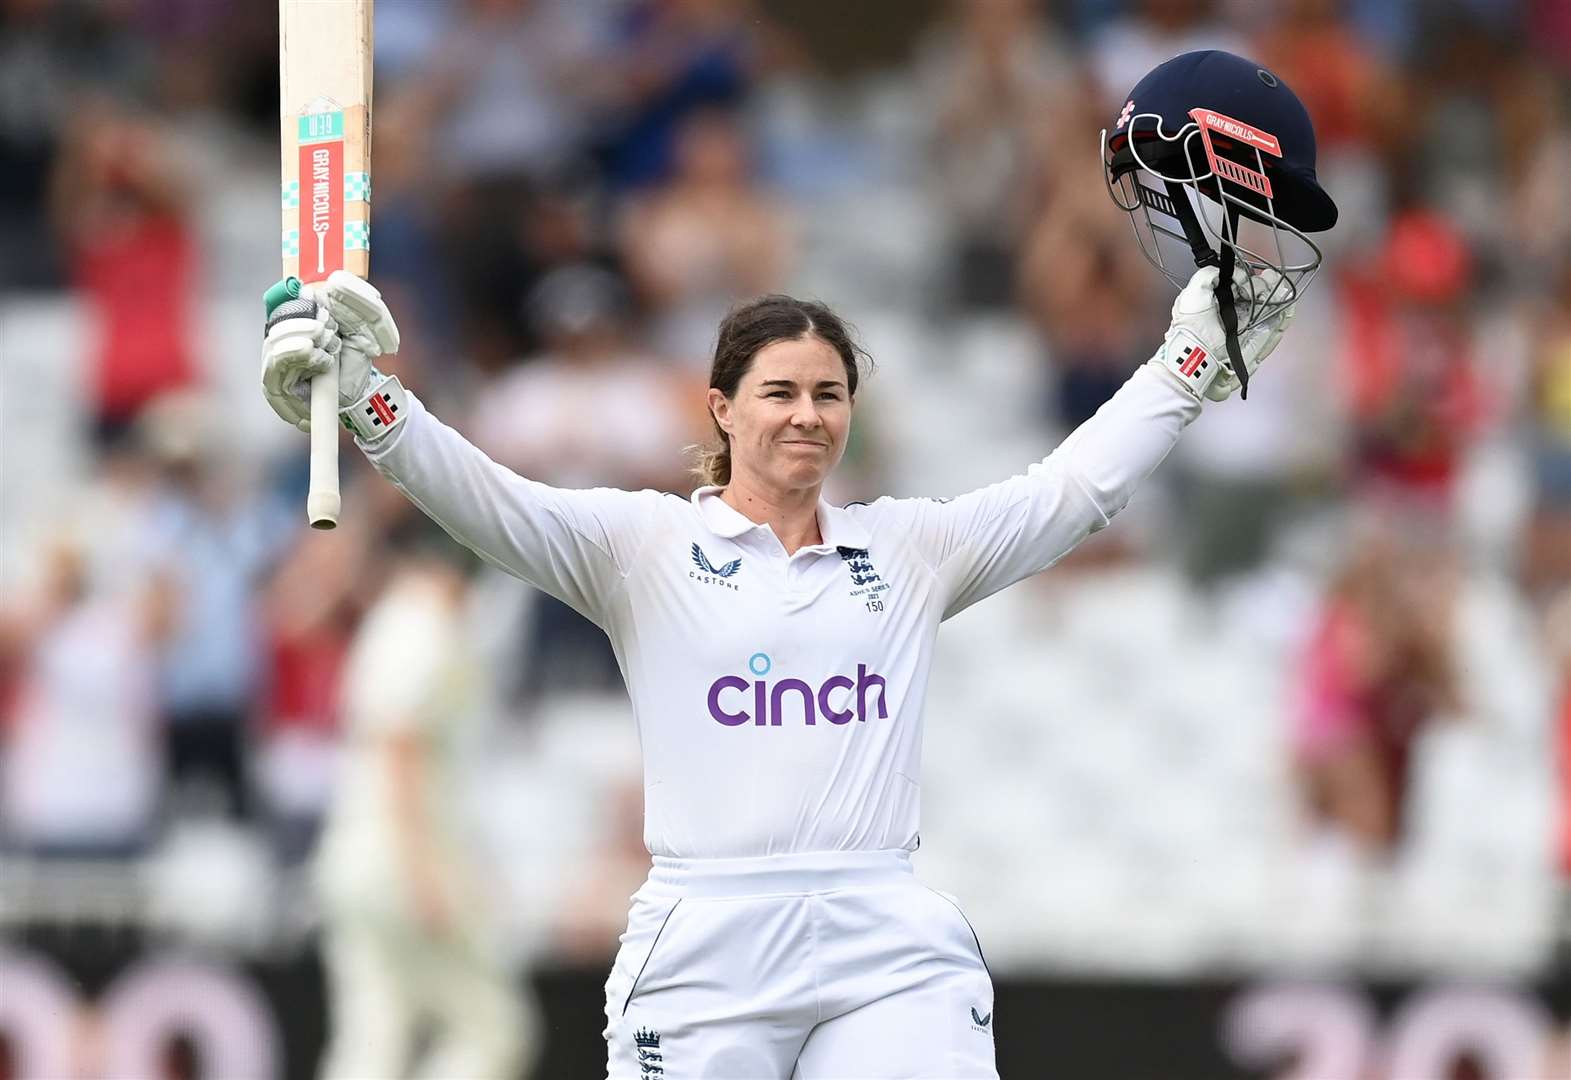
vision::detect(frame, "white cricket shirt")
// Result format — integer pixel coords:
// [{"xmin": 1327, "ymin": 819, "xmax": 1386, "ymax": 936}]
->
[{"xmin": 360, "ymin": 365, "xmax": 1201, "ymax": 858}]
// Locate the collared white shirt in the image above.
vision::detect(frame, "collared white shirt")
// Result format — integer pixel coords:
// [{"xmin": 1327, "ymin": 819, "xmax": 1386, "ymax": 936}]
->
[{"xmin": 362, "ymin": 366, "xmax": 1200, "ymax": 858}]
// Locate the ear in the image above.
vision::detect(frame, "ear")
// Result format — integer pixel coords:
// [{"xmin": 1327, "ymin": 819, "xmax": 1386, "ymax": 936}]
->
[{"xmin": 707, "ymin": 387, "xmax": 733, "ymax": 436}]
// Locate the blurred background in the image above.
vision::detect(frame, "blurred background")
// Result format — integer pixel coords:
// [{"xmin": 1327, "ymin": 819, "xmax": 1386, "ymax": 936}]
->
[{"xmin": 1, "ymin": 0, "xmax": 1569, "ymax": 1076}]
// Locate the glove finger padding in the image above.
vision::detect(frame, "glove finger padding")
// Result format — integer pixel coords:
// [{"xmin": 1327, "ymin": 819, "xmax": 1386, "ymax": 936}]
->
[
  {"xmin": 1242, "ymin": 267, "xmax": 1292, "ymax": 313},
  {"xmin": 1203, "ymin": 298, "xmax": 1297, "ymax": 402},
  {"xmin": 316, "ymin": 271, "xmax": 401, "ymax": 356},
  {"xmin": 1171, "ymin": 265, "xmax": 1223, "ymax": 319},
  {"xmin": 262, "ymin": 312, "xmax": 340, "ymax": 431}
]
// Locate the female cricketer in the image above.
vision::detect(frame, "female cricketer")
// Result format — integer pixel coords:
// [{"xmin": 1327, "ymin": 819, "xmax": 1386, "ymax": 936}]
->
[
  {"xmin": 261, "ymin": 50, "xmax": 1335, "ymax": 1078},
  {"xmin": 261, "ymin": 264, "xmax": 1284, "ymax": 1080}
]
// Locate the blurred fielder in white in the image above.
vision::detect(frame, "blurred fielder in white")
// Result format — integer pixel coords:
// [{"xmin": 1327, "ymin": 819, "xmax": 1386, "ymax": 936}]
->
[
  {"xmin": 263, "ymin": 49, "xmax": 1334, "ymax": 1079},
  {"xmin": 313, "ymin": 549, "xmax": 534, "ymax": 1080}
]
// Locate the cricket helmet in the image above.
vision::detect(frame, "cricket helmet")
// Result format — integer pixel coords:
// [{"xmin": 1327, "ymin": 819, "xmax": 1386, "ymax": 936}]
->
[{"xmin": 1101, "ymin": 50, "xmax": 1338, "ymax": 396}]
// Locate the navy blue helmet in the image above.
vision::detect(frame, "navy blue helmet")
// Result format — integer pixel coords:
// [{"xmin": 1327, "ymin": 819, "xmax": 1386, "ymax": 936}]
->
[{"xmin": 1101, "ymin": 51, "xmax": 1339, "ymax": 396}]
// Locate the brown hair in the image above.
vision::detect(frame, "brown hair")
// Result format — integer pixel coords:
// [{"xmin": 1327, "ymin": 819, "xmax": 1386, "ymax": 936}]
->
[{"xmin": 693, "ymin": 294, "xmax": 870, "ymax": 487}]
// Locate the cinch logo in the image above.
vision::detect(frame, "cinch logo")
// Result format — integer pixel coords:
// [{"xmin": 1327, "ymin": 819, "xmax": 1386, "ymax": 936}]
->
[{"xmin": 707, "ymin": 653, "xmax": 889, "ymax": 727}]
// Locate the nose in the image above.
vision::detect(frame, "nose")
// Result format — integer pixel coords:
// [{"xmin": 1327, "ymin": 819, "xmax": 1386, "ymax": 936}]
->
[{"xmin": 790, "ymin": 394, "xmax": 822, "ymax": 429}]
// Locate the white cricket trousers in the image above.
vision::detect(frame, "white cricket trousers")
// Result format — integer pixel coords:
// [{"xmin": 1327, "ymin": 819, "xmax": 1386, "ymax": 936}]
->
[{"xmin": 602, "ymin": 850, "xmax": 998, "ymax": 1080}]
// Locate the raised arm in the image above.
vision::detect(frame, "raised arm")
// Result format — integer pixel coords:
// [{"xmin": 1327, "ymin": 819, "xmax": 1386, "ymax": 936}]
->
[
  {"xmin": 359, "ymin": 395, "xmax": 662, "ymax": 622},
  {"xmin": 261, "ymin": 271, "xmax": 662, "ymax": 625},
  {"xmin": 897, "ymin": 267, "xmax": 1295, "ymax": 619}
]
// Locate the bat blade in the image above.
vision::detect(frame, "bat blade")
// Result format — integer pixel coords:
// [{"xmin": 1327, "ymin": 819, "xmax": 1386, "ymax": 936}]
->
[{"xmin": 279, "ymin": 0, "xmax": 373, "ymax": 529}]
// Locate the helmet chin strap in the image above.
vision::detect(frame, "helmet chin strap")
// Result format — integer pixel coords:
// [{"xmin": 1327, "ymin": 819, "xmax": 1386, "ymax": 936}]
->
[
  {"xmin": 1163, "ymin": 181, "xmax": 1250, "ymax": 400},
  {"xmin": 1214, "ymin": 239, "xmax": 1248, "ymax": 400}
]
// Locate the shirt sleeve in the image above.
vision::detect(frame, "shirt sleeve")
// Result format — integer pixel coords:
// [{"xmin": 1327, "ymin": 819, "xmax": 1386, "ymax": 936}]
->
[
  {"xmin": 897, "ymin": 365, "xmax": 1201, "ymax": 619},
  {"xmin": 357, "ymin": 393, "xmax": 665, "ymax": 628}
]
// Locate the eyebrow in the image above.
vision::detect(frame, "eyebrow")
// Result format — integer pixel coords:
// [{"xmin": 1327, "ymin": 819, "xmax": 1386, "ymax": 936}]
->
[{"xmin": 758, "ymin": 379, "xmax": 846, "ymax": 391}]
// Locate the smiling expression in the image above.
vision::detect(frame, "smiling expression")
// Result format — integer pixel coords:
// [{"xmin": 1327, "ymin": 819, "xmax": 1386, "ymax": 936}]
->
[{"xmin": 708, "ymin": 335, "xmax": 852, "ymax": 494}]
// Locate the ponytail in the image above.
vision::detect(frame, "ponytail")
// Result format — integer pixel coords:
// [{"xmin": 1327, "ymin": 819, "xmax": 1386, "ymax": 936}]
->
[{"xmin": 690, "ymin": 437, "xmax": 732, "ymax": 487}]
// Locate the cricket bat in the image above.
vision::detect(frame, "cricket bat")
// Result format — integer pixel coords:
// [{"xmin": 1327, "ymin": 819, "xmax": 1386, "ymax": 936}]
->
[{"xmin": 279, "ymin": 0, "xmax": 373, "ymax": 529}]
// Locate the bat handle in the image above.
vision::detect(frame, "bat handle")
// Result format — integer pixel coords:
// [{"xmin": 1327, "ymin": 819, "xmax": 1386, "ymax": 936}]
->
[{"xmin": 307, "ymin": 368, "xmax": 340, "ymax": 529}]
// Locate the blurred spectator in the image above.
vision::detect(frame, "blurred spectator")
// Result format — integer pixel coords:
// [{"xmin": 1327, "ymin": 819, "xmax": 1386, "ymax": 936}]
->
[
  {"xmin": 0, "ymin": 441, "xmax": 173, "ymax": 845},
  {"xmin": 1532, "ymin": 0, "xmax": 1571, "ymax": 72},
  {"xmin": 1088, "ymin": 0, "xmax": 1247, "ymax": 104},
  {"xmin": 418, "ymin": 0, "xmax": 605, "ymax": 183},
  {"xmin": 1247, "ymin": 0, "xmax": 1399, "ymax": 267},
  {"xmin": 598, "ymin": 0, "xmax": 772, "ymax": 189},
  {"xmin": 443, "ymin": 160, "xmax": 619, "ymax": 378},
  {"xmin": 1551, "ymin": 588, "xmax": 1571, "ymax": 874},
  {"xmin": 53, "ymin": 409, "xmax": 166, "ymax": 601},
  {"xmin": 437, "ymin": 172, "xmax": 564, "ymax": 373},
  {"xmin": 373, "ymin": 0, "xmax": 453, "ymax": 84},
  {"xmin": 620, "ymin": 109, "xmax": 793, "ymax": 364},
  {"xmin": 255, "ymin": 522, "xmax": 375, "ymax": 862},
  {"xmin": 1340, "ymin": 208, "xmax": 1490, "ymax": 514},
  {"xmin": 1169, "ymin": 282, "xmax": 1348, "ymax": 585},
  {"xmin": 0, "ymin": 535, "xmax": 161, "ymax": 856},
  {"xmin": 1018, "ymin": 77, "xmax": 1160, "ymax": 430},
  {"xmin": 470, "ymin": 264, "xmax": 705, "ymax": 701},
  {"xmin": 1406, "ymin": 17, "xmax": 1558, "ymax": 249},
  {"xmin": 914, "ymin": 0, "xmax": 1074, "ymax": 309},
  {"xmin": 314, "ymin": 553, "xmax": 535, "ymax": 1080},
  {"xmin": 0, "ymin": 0, "xmax": 81, "ymax": 287},
  {"xmin": 392, "ymin": 0, "xmax": 615, "ymax": 369},
  {"xmin": 1292, "ymin": 533, "xmax": 1462, "ymax": 856},
  {"xmin": 350, "ymin": 92, "xmax": 457, "ymax": 377},
  {"xmin": 49, "ymin": 98, "xmax": 200, "ymax": 450},
  {"xmin": 1251, "ymin": 0, "xmax": 1396, "ymax": 157},
  {"xmin": 133, "ymin": 394, "xmax": 294, "ymax": 823},
  {"xmin": 471, "ymin": 264, "xmax": 704, "ymax": 488},
  {"xmin": 550, "ymin": 771, "xmax": 651, "ymax": 963},
  {"xmin": 1508, "ymin": 82, "xmax": 1571, "ymax": 290},
  {"xmin": 0, "ymin": 0, "xmax": 173, "ymax": 287},
  {"xmin": 1523, "ymin": 264, "xmax": 1571, "ymax": 603},
  {"xmin": 262, "ymin": 480, "xmax": 478, "ymax": 834}
]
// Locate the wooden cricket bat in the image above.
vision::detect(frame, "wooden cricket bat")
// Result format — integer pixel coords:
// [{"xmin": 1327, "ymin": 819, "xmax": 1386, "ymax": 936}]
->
[{"xmin": 279, "ymin": 0, "xmax": 373, "ymax": 529}]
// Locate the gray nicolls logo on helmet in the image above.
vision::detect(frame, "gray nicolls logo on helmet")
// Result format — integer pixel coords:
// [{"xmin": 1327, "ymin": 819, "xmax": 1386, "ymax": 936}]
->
[{"xmin": 1100, "ymin": 50, "xmax": 1338, "ymax": 399}]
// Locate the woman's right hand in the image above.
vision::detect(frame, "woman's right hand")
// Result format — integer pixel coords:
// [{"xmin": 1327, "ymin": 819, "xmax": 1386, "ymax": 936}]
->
[{"xmin": 261, "ymin": 271, "xmax": 401, "ymax": 432}]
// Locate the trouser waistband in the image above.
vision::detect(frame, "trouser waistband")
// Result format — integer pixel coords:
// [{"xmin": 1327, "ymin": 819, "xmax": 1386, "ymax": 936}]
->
[{"xmin": 645, "ymin": 850, "xmax": 913, "ymax": 898}]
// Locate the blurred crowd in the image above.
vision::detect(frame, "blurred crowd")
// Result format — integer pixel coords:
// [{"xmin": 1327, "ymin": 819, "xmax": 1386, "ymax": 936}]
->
[{"xmin": 1, "ymin": 0, "xmax": 1570, "ymax": 978}]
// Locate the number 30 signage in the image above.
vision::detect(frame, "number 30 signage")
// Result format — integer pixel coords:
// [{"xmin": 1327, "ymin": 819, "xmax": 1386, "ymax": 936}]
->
[
  {"xmin": 0, "ymin": 949, "xmax": 282, "ymax": 1079},
  {"xmin": 1224, "ymin": 982, "xmax": 1556, "ymax": 1079}
]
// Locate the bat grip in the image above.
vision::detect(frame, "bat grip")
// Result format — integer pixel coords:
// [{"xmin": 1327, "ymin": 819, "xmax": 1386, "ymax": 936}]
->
[{"xmin": 307, "ymin": 368, "xmax": 340, "ymax": 529}]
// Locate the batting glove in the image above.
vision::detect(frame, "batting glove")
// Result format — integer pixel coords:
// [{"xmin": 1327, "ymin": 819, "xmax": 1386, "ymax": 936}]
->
[
  {"xmin": 1149, "ymin": 266, "xmax": 1296, "ymax": 403},
  {"xmin": 262, "ymin": 293, "xmax": 340, "ymax": 431},
  {"xmin": 315, "ymin": 270, "xmax": 401, "ymax": 360},
  {"xmin": 261, "ymin": 271, "xmax": 402, "ymax": 436}
]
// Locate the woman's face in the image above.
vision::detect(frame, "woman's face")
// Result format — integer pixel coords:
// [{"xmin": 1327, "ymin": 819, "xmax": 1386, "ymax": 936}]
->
[{"xmin": 709, "ymin": 334, "xmax": 852, "ymax": 495}]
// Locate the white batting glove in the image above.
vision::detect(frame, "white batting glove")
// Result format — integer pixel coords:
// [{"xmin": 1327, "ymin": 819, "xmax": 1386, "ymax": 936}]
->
[
  {"xmin": 260, "ymin": 271, "xmax": 401, "ymax": 433},
  {"xmin": 261, "ymin": 298, "xmax": 341, "ymax": 432},
  {"xmin": 316, "ymin": 271, "xmax": 410, "ymax": 442},
  {"xmin": 1148, "ymin": 266, "xmax": 1296, "ymax": 403},
  {"xmin": 315, "ymin": 270, "xmax": 401, "ymax": 359}
]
